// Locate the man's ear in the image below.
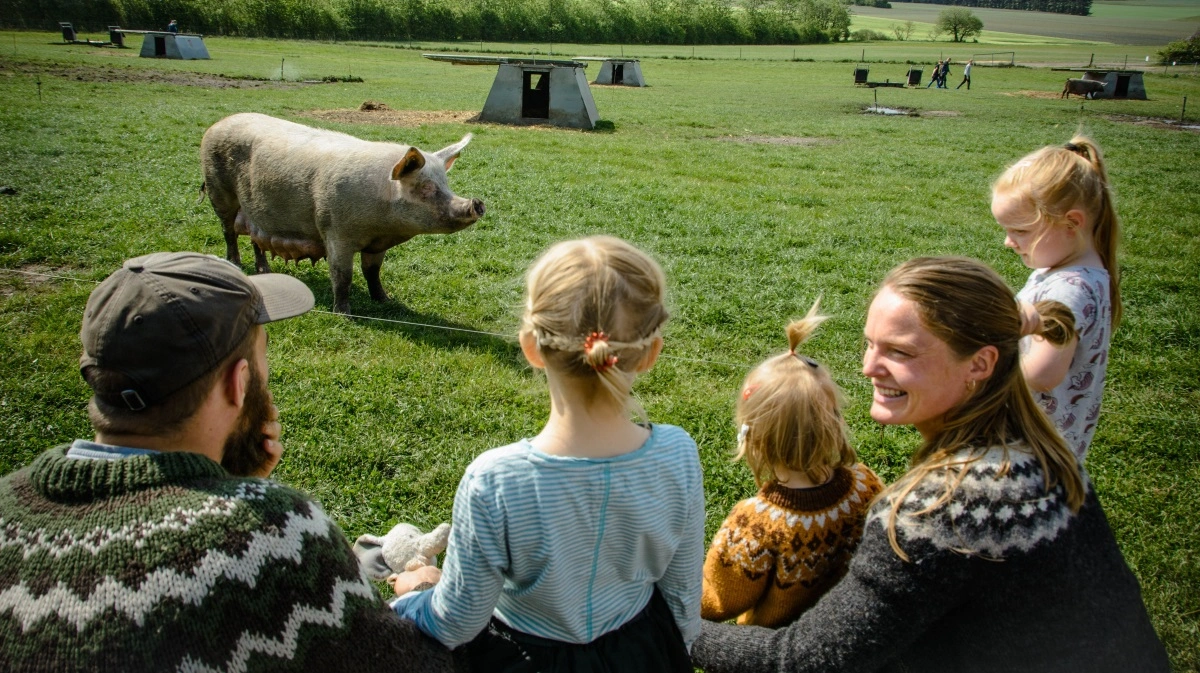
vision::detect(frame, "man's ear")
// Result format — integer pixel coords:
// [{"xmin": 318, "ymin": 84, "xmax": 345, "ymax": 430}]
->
[
  {"xmin": 969, "ymin": 344, "xmax": 999, "ymax": 384},
  {"xmin": 519, "ymin": 330, "xmax": 545, "ymax": 370},
  {"xmin": 224, "ymin": 358, "xmax": 251, "ymax": 409},
  {"xmin": 634, "ymin": 337, "xmax": 664, "ymax": 373}
]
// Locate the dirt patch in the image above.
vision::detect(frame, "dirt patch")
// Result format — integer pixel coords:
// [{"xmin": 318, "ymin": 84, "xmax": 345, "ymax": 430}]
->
[
  {"xmin": 1103, "ymin": 114, "xmax": 1200, "ymax": 133},
  {"xmin": 717, "ymin": 136, "xmax": 834, "ymax": 146},
  {"xmin": 302, "ymin": 107, "xmax": 478, "ymax": 127},
  {"xmin": 0, "ymin": 60, "xmax": 345, "ymax": 89}
]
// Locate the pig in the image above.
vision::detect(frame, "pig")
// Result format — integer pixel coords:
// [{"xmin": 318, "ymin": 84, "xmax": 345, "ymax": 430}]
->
[
  {"xmin": 1061, "ymin": 78, "xmax": 1106, "ymax": 99},
  {"xmin": 199, "ymin": 113, "xmax": 485, "ymax": 314}
]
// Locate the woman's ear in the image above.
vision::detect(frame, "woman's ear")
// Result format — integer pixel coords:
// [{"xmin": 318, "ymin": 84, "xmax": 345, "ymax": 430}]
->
[
  {"xmin": 519, "ymin": 330, "xmax": 545, "ymax": 370},
  {"xmin": 634, "ymin": 337, "xmax": 664, "ymax": 373},
  {"xmin": 969, "ymin": 344, "xmax": 999, "ymax": 383}
]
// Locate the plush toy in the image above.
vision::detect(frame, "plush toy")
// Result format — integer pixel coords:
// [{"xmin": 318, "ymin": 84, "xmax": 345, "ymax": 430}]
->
[{"xmin": 353, "ymin": 522, "xmax": 451, "ymax": 580}]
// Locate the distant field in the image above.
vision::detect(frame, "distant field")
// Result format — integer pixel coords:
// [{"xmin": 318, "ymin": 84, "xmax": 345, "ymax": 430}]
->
[
  {"xmin": 1091, "ymin": 0, "xmax": 1200, "ymax": 22},
  {"xmin": 852, "ymin": 1, "xmax": 1199, "ymax": 46}
]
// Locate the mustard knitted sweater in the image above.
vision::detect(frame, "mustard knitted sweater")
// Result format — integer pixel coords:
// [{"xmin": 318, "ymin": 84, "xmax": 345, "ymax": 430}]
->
[{"xmin": 701, "ymin": 463, "xmax": 883, "ymax": 627}]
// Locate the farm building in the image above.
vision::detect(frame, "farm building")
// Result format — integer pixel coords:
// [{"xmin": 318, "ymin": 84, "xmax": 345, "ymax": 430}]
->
[{"xmin": 139, "ymin": 33, "xmax": 210, "ymax": 60}]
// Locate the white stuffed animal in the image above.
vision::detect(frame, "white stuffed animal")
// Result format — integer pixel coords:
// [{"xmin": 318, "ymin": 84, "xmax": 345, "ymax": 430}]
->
[{"xmin": 353, "ymin": 522, "xmax": 451, "ymax": 580}]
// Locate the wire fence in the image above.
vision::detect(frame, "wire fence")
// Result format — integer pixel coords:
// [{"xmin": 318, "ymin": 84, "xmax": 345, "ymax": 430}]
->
[{"xmin": 970, "ymin": 51, "xmax": 1015, "ymax": 67}]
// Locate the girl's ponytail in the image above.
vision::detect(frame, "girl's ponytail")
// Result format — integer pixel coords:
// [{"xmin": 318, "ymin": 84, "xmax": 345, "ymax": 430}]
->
[{"xmin": 1065, "ymin": 135, "xmax": 1122, "ymax": 327}]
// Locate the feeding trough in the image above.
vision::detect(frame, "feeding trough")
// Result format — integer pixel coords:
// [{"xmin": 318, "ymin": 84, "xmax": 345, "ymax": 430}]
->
[
  {"xmin": 575, "ymin": 58, "xmax": 646, "ymax": 86},
  {"xmin": 424, "ymin": 54, "xmax": 599, "ymax": 130},
  {"xmin": 1050, "ymin": 68, "xmax": 1147, "ymax": 100}
]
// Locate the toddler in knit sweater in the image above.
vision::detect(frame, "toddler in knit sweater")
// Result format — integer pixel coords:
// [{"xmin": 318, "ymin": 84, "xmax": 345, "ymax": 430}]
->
[{"xmin": 701, "ymin": 303, "xmax": 883, "ymax": 628}]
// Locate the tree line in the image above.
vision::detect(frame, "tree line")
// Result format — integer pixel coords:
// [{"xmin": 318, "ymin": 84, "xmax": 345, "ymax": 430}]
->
[
  {"xmin": 2, "ymin": 0, "xmax": 857, "ymax": 45},
  {"xmin": 890, "ymin": 0, "xmax": 1091, "ymax": 17}
]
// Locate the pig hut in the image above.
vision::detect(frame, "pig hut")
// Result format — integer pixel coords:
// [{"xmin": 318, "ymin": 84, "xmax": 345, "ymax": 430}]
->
[
  {"xmin": 1051, "ymin": 68, "xmax": 1147, "ymax": 100},
  {"xmin": 136, "ymin": 31, "xmax": 210, "ymax": 59},
  {"xmin": 423, "ymin": 54, "xmax": 600, "ymax": 130},
  {"xmin": 576, "ymin": 57, "xmax": 647, "ymax": 87}
]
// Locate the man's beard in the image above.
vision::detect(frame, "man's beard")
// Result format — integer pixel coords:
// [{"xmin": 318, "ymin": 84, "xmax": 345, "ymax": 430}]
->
[{"xmin": 221, "ymin": 365, "xmax": 273, "ymax": 477}]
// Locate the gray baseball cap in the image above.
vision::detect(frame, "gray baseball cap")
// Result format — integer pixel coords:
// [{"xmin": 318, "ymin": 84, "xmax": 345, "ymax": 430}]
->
[{"xmin": 80, "ymin": 252, "xmax": 314, "ymax": 411}]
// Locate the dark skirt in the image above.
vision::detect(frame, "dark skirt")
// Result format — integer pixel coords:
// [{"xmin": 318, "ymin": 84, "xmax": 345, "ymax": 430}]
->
[{"xmin": 456, "ymin": 588, "xmax": 693, "ymax": 673}]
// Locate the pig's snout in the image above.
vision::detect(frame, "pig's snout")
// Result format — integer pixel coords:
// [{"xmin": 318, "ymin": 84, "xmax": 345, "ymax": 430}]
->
[{"xmin": 471, "ymin": 199, "xmax": 485, "ymax": 218}]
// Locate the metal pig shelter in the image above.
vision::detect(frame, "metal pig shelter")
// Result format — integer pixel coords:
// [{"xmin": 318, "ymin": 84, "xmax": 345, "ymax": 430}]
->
[
  {"xmin": 1052, "ymin": 68, "xmax": 1147, "ymax": 99},
  {"xmin": 138, "ymin": 32, "xmax": 210, "ymax": 60},
  {"xmin": 577, "ymin": 58, "xmax": 647, "ymax": 87},
  {"xmin": 424, "ymin": 54, "xmax": 600, "ymax": 130}
]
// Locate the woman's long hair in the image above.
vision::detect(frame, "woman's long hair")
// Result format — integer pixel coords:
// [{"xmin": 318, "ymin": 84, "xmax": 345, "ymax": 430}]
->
[{"xmin": 874, "ymin": 257, "xmax": 1085, "ymax": 561}]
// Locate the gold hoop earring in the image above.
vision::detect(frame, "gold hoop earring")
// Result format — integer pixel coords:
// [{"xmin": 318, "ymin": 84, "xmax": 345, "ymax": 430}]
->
[{"xmin": 966, "ymin": 379, "xmax": 977, "ymax": 395}]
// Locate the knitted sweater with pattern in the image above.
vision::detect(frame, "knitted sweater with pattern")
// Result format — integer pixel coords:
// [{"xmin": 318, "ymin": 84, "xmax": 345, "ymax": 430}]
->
[
  {"xmin": 0, "ymin": 446, "xmax": 455, "ymax": 673},
  {"xmin": 701, "ymin": 464, "xmax": 883, "ymax": 627},
  {"xmin": 692, "ymin": 444, "xmax": 1169, "ymax": 673}
]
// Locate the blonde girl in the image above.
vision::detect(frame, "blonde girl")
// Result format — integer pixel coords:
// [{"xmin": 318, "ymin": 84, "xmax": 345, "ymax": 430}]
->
[
  {"xmin": 394, "ymin": 236, "xmax": 703, "ymax": 673},
  {"xmin": 701, "ymin": 303, "xmax": 883, "ymax": 628},
  {"xmin": 991, "ymin": 135, "xmax": 1121, "ymax": 462}
]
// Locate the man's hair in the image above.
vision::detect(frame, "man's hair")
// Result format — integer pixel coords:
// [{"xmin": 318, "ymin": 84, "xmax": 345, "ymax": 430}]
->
[{"xmin": 84, "ymin": 327, "xmax": 258, "ymax": 436}]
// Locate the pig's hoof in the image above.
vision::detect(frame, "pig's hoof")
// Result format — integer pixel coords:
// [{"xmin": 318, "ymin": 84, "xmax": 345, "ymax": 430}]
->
[
  {"xmin": 369, "ymin": 291, "xmax": 389, "ymax": 303},
  {"xmin": 333, "ymin": 303, "xmax": 352, "ymax": 315}
]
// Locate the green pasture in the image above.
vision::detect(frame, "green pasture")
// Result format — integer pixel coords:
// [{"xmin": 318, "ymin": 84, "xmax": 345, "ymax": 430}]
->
[
  {"xmin": 851, "ymin": 0, "xmax": 1200, "ymax": 47},
  {"xmin": 1, "ymin": 29, "xmax": 1198, "ymax": 670}
]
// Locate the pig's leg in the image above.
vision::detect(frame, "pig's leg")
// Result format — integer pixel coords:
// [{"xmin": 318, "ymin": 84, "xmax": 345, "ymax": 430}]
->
[
  {"xmin": 215, "ymin": 205, "xmax": 244, "ymax": 267},
  {"xmin": 361, "ymin": 251, "xmax": 389, "ymax": 303},
  {"xmin": 326, "ymin": 242, "xmax": 355, "ymax": 315},
  {"xmin": 252, "ymin": 242, "xmax": 270, "ymax": 274}
]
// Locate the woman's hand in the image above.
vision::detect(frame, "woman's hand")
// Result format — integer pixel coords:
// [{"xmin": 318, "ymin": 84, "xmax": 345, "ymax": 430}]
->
[{"xmin": 389, "ymin": 565, "xmax": 443, "ymax": 596}]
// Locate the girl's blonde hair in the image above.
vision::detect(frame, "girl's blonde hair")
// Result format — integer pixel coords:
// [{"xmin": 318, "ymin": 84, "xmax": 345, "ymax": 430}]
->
[
  {"xmin": 520, "ymin": 236, "xmax": 669, "ymax": 418},
  {"xmin": 993, "ymin": 134, "xmax": 1122, "ymax": 327},
  {"xmin": 735, "ymin": 301, "xmax": 856, "ymax": 487},
  {"xmin": 875, "ymin": 257, "xmax": 1084, "ymax": 561}
]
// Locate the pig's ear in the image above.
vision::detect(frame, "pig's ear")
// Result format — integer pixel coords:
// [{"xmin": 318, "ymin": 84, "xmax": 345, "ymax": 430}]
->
[
  {"xmin": 391, "ymin": 148, "xmax": 426, "ymax": 181},
  {"xmin": 435, "ymin": 133, "xmax": 473, "ymax": 171}
]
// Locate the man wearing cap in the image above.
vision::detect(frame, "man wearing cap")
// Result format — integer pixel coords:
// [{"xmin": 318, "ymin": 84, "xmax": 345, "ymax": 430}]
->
[{"xmin": 0, "ymin": 253, "xmax": 453, "ymax": 672}]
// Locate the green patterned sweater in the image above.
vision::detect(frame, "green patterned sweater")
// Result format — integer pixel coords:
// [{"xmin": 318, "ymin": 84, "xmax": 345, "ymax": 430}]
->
[{"xmin": 0, "ymin": 446, "xmax": 455, "ymax": 673}]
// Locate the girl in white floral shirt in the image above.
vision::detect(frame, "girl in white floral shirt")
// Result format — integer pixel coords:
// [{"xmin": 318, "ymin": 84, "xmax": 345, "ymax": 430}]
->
[{"xmin": 991, "ymin": 135, "xmax": 1122, "ymax": 462}]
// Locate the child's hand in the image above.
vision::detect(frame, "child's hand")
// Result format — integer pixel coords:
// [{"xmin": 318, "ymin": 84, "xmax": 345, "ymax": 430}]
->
[
  {"xmin": 249, "ymin": 395, "xmax": 284, "ymax": 478},
  {"xmin": 389, "ymin": 565, "xmax": 442, "ymax": 596}
]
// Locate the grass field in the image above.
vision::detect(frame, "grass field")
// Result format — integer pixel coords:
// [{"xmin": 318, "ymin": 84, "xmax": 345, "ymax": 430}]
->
[
  {"xmin": 851, "ymin": 0, "xmax": 1200, "ymax": 47},
  {"xmin": 1, "ymin": 26, "xmax": 1198, "ymax": 670}
]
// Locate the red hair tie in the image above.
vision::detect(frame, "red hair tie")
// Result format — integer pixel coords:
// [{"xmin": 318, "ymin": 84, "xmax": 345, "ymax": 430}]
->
[{"xmin": 583, "ymin": 331, "xmax": 619, "ymax": 372}]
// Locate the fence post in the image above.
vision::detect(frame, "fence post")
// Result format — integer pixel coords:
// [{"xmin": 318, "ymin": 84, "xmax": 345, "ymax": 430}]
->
[{"xmin": 1183, "ymin": 96, "xmax": 1188, "ymax": 123}]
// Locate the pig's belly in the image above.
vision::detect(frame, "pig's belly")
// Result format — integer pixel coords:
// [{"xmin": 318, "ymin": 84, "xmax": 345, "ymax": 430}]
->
[{"xmin": 235, "ymin": 210, "xmax": 326, "ymax": 262}]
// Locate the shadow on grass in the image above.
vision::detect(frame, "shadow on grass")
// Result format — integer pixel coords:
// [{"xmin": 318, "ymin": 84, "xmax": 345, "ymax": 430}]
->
[{"xmin": 309, "ymin": 283, "xmax": 526, "ymax": 372}]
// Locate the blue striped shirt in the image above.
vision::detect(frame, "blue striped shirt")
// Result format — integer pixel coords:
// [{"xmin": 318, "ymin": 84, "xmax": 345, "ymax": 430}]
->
[{"xmin": 394, "ymin": 423, "xmax": 705, "ymax": 650}]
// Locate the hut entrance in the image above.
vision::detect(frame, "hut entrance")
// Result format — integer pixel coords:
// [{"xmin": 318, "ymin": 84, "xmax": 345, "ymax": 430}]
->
[
  {"xmin": 1115, "ymin": 75, "xmax": 1131, "ymax": 98},
  {"xmin": 154, "ymin": 36, "xmax": 166, "ymax": 56},
  {"xmin": 522, "ymin": 71, "xmax": 551, "ymax": 119},
  {"xmin": 612, "ymin": 63, "xmax": 625, "ymax": 85}
]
